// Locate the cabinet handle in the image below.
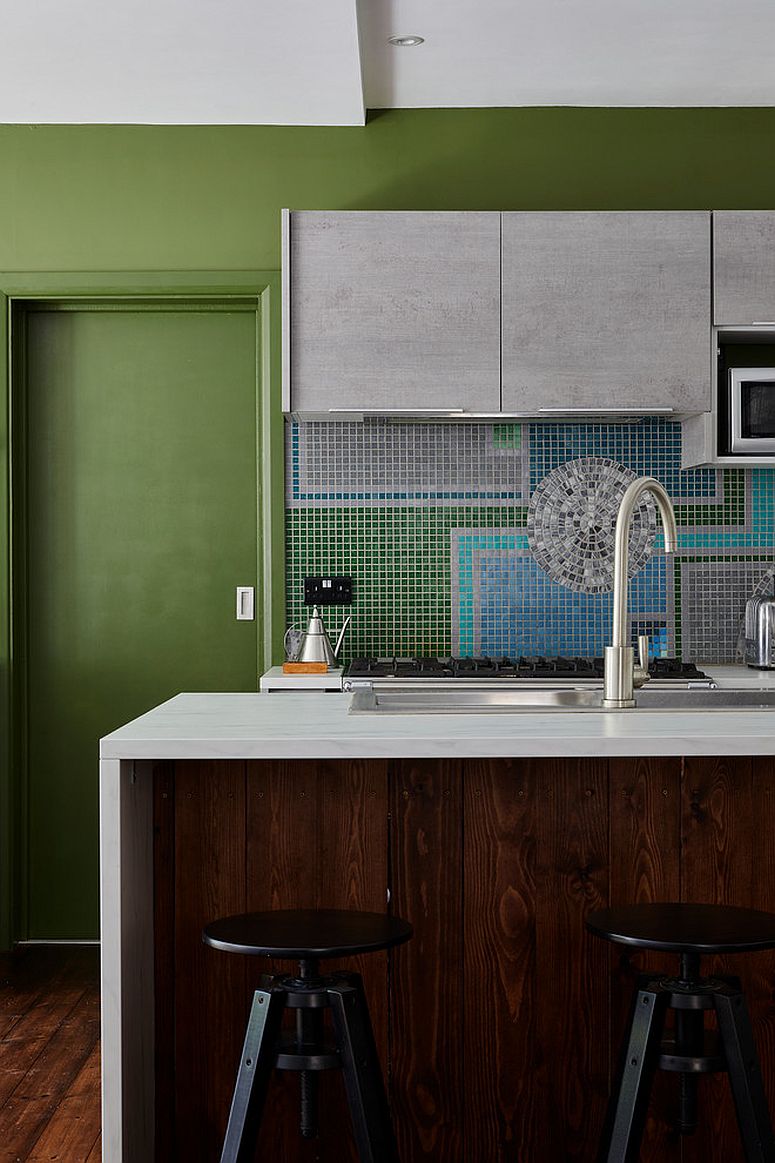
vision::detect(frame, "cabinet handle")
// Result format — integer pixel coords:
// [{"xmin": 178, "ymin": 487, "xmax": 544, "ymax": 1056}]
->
[
  {"xmin": 329, "ymin": 408, "xmax": 468, "ymax": 416},
  {"xmin": 537, "ymin": 407, "xmax": 675, "ymax": 414}
]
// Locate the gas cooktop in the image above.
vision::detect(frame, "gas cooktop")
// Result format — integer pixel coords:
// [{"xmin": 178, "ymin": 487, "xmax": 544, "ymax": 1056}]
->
[{"xmin": 345, "ymin": 655, "xmax": 711, "ymax": 683}]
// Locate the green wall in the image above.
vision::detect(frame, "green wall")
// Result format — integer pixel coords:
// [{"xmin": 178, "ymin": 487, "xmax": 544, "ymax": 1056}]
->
[
  {"xmin": 3, "ymin": 107, "xmax": 775, "ymax": 939},
  {"xmin": 2, "ymin": 108, "xmax": 775, "ymax": 275}
]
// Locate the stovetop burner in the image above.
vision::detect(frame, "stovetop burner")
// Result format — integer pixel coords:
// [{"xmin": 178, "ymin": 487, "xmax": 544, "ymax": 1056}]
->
[{"xmin": 346, "ymin": 655, "xmax": 709, "ymax": 682}]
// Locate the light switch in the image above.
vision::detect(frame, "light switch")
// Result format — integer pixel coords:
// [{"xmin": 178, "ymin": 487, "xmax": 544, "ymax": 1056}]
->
[{"xmin": 236, "ymin": 586, "xmax": 255, "ymax": 621}]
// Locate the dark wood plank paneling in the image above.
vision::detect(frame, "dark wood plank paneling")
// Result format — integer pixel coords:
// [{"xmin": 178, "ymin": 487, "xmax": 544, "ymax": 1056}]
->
[
  {"xmin": 534, "ymin": 758, "xmax": 609, "ymax": 1161},
  {"xmin": 174, "ymin": 759, "xmax": 247, "ymax": 1163},
  {"xmin": 247, "ymin": 759, "xmax": 318, "ymax": 912},
  {"xmin": 317, "ymin": 759, "xmax": 390, "ymax": 1163},
  {"xmin": 748, "ymin": 758, "xmax": 775, "ymax": 1141},
  {"xmin": 390, "ymin": 759, "xmax": 464, "ymax": 1162},
  {"xmin": 245, "ymin": 759, "xmax": 389, "ymax": 1163},
  {"xmin": 317, "ymin": 758, "xmax": 390, "ymax": 1062},
  {"xmin": 682, "ymin": 756, "xmax": 755, "ymax": 1163},
  {"xmin": 609, "ymin": 757, "xmax": 682, "ymax": 1161},
  {"xmin": 154, "ymin": 753, "xmax": 775, "ymax": 1163},
  {"xmin": 152, "ymin": 761, "xmax": 175, "ymax": 1163},
  {"xmin": 463, "ymin": 759, "xmax": 539, "ymax": 1162},
  {"xmin": 246, "ymin": 759, "xmax": 318, "ymax": 1163}
]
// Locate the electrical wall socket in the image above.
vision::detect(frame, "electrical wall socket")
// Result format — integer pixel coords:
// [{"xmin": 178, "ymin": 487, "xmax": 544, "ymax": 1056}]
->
[{"xmin": 304, "ymin": 575, "xmax": 353, "ymax": 606}]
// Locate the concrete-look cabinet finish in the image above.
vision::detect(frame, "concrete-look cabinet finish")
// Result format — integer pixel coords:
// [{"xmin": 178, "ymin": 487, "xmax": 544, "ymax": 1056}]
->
[
  {"xmin": 284, "ymin": 210, "xmax": 501, "ymax": 414},
  {"xmin": 714, "ymin": 211, "xmax": 775, "ymax": 325},
  {"xmin": 501, "ymin": 211, "xmax": 712, "ymax": 414},
  {"xmin": 285, "ymin": 209, "xmax": 715, "ymax": 418}
]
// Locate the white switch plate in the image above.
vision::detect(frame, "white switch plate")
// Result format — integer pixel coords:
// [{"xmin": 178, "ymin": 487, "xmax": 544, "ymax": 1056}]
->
[{"xmin": 236, "ymin": 586, "xmax": 255, "ymax": 620}]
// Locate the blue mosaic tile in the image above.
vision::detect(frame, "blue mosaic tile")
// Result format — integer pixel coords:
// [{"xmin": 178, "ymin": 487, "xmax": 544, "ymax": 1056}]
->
[{"xmin": 527, "ymin": 416, "xmax": 719, "ymax": 503}]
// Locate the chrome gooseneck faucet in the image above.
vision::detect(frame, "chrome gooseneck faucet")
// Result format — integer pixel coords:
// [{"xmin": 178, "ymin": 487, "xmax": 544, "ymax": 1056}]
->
[{"xmin": 603, "ymin": 477, "xmax": 678, "ymax": 708}]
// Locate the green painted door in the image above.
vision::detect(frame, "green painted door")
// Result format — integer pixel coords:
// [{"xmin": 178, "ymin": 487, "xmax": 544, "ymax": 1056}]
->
[{"xmin": 21, "ymin": 303, "xmax": 260, "ymax": 939}]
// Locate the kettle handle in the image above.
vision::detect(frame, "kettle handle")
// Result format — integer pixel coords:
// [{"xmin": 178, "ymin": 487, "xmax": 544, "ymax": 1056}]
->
[
  {"xmin": 334, "ymin": 615, "xmax": 352, "ymax": 659},
  {"xmin": 284, "ymin": 624, "xmax": 301, "ymax": 660}
]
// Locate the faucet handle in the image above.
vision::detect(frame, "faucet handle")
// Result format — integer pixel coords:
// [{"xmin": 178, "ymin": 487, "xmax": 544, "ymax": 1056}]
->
[
  {"xmin": 632, "ymin": 635, "xmax": 651, "ymax": 690},
  {"xmin": 637, "ymin": 635, "xmax": 650, "ymax": 672}
]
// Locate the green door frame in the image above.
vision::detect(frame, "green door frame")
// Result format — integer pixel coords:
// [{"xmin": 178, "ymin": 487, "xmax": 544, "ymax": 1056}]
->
[{"xmin": 0, "ymin": 270, "xmax": 285, "ymax": 948}]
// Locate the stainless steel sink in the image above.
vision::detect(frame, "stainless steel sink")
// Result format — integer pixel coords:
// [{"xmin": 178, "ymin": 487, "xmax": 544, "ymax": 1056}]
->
[{"xmin": 348, "ymin": 685, "xmax": 775, "ymax": 715}]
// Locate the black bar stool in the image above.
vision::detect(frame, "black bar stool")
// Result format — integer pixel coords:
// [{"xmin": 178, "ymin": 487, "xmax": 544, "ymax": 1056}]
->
[
  {"xmin": 587, "ymin": 903, "xmax": 775, "ymax": 1163},
  {"xmin": 203, "ymin": 907, "xmax": 412, "ymax": 1163}
]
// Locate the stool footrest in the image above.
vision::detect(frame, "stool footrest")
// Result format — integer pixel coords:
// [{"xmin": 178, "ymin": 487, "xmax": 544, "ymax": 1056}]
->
[
  {"xmin": 658, "ymin": 1031, "xmax": 724, "ymax": 1074},
  {"xmin": 597, "ymin": 968, "xmax": 775, "ymax": 1163},
  {"xmin": 275, "ymin": 1034, "xmax": 341, "ymax": 1072}
]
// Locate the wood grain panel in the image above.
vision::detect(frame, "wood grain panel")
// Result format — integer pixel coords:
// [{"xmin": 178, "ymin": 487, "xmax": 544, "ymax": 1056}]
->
[
  {"xmin": 390, "ymin": 759, "xmax": 464, "ymax": 1162},
  {"xmin": 152, "ymin": 761, "xmax": 175, "ymax": 1163},
  {"xmin": 682, "ymin": 757, "xmax": 755, "ymax": 1163},
  {"xmin": 174, "ymin": 759, "xmax": 247, "ymax": 1163},
  {"xmin": 245, "ymin": 759, "xmax": 389, "ymax": 1163},
  {"xmin": 316, "ymin": 758, "xmax": 390, "ymax": 1063},
  {"xmin": 154, "ymin": 754, "xmax": 775, "ymax": 1163},
  {"xmin": 748, "ymin": 758, "xmax": 775, "ymax": 1146},
  {"xmin": 245, "ymin": 759, "xmax": 319, "ymax": 1163},
  {"xmin": 534, "ymin": 758, "xmax": 609, "ymax": 1161},
  {"xmin": 609, "ymin": 757, "xmax": 682, "ymax": 1161},
  {"xmin": 463, "ymin": 759, "xmax": 539, "ymax": 1162}
]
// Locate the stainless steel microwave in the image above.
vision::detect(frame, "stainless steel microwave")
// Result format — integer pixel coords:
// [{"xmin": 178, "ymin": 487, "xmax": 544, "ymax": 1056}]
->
[{"xmin": 729, "ymin": 368, "xmax": 775, "ymax": 453}]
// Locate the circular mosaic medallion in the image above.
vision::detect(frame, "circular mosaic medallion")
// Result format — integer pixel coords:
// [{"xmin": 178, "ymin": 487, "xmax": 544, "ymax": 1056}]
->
[{"xmin": 527, "ymin": 457, "xmax": 657, "ymax": 594}]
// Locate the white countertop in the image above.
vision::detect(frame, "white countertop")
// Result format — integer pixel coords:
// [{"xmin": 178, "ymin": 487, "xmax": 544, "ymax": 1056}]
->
[{"xmin": 100, "ymin": 665, "xmax": 775, "ymax": 760}]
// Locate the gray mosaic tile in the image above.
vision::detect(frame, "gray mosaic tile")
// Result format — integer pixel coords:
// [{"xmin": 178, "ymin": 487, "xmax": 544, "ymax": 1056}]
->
[
  {"xmin": 286, "ymin": 418, "xmax": 528, "ymax": 508},
  {"xmin": 527, "ymin": 458, "xmax": 656, "ymax": 594},
  {"xmin": 680, "ymin": 559, "xmax": 775, "ymax": 664}
]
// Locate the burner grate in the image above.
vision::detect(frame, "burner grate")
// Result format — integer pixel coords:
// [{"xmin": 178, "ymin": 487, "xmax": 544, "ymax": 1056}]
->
[{"xmin": 346, "ymin": 655, "xmax": 708, "ymax": 682}]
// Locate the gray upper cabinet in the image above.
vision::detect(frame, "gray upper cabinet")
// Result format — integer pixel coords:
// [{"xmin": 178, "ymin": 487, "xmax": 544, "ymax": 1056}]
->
[
  {"xmin": 713, "ymin": 212, "xmax": 775, "ymax": 325},
  {"xmin": 284, "ymin": 210, "xmax": 501, "ymax": 414},
  {"xmin": 501, "ymin": 211, "xmax": 711, "ymax": 414}
]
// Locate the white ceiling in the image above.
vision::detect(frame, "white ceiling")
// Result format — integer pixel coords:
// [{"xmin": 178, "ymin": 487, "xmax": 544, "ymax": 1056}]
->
[
  {"xmin": 362, "ymin": 0, "xmax": 775, "ymax": 110},
  {"xmin": 1, "ymin": 0, "xmax": 774, "ymax": 126},
  {"xmin": 0, "ymin": 0, "xmax": 364, "ymax": 125}
]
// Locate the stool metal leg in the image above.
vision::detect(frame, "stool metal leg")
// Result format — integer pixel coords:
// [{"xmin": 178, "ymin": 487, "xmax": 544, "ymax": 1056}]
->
[
  {"xmin": 328, "ymin": 975, "xmax": 398, "ymax": 1163},
  {"xmin": 714, "ymin": 983, "xmax": 775, "ymax": 1163},
  {"xmin": 219, "ymin": 985, "xmax": 285, "ymax": 1163},
  {"xmin": 598, "ymin": 977, "xmax": 670, "ymax": 1163}
]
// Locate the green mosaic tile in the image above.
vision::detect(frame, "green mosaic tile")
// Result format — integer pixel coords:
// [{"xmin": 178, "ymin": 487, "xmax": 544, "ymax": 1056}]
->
[{"xmin": 492, "ymin": 423, "xmax": 522, "ymax": 449}]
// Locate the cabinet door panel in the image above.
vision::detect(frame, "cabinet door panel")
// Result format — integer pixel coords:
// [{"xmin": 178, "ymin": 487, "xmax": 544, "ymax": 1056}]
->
[
  {"xmin": 713, "ymin": 211, "xmax": 775, "ymax": 325},
  {"xmin": 501, "ymin": 211, "xmax": 711, "ymax": 413},
  {"xmin": 288, "ymin": 211, "xmax": 501, "ymax": 413}
]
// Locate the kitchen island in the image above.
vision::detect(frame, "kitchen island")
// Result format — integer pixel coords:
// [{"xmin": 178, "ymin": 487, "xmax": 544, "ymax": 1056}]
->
[{"xmin": 100, "ymin": 676, "xmax": 775, "ymax": 1163}]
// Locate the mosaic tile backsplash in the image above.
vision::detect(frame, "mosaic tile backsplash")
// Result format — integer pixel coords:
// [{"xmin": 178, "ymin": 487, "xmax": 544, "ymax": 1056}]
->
[{"xmin": 285, "ymin": 417, "xmax": 775, "ymax": 664}]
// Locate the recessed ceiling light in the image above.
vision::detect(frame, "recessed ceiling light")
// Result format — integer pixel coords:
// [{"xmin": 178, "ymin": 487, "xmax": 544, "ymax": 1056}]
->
[{"xmin": 388, "ymin": 35, "xmax": 425, "ymax": 47}]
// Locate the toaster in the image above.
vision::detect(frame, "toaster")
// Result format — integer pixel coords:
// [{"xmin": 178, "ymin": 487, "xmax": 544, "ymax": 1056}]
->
[{"xmin": 744, "ymin": 595, "xmax": 775, "ymax": 668}]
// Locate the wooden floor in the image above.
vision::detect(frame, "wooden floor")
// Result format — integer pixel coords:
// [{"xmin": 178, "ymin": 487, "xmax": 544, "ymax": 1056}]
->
[{"xmin": 0, "ymin": 945, "xmax": 101, "ymax": 1162}]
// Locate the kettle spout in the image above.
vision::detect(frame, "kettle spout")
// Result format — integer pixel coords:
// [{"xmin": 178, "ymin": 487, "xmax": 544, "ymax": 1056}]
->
[{"xmin": 334, "ymin": 615, "xmax": 352, "ymax": 659}]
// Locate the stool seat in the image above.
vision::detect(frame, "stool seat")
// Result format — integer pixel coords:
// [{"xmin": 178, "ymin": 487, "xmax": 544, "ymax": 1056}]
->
[
  {"xmin": 588, "ymin": 902, "xmax": 775, "ymax": 1161},
  {"xmin": 203, "ymin": 907, "xmax": 412, "ymax": 959},
  {"xmin": 587, "ymin": 902, "xmax": 775, "ymax": 955},
  {"xmin": 205, "ymin": 909, "xmax": 411, "ymax": 1162}
]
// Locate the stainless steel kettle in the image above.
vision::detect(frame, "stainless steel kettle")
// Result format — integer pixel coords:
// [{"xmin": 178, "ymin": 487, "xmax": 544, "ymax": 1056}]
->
[
  {"xmin": 744, "ymin": 594, "xmax": 775, "ymax": 669},
  {"xmin": 285, "ymin": 606, "xmax": 351, "ymax": 667}
]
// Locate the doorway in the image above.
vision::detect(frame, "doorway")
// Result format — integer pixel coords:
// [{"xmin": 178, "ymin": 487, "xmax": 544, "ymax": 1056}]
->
[{"xmin": 3, "ymin": 283, "xmax": 274, "ymax": 942}]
